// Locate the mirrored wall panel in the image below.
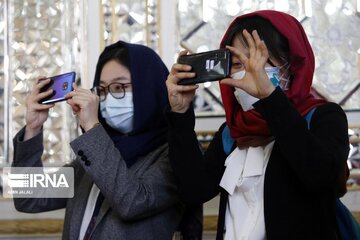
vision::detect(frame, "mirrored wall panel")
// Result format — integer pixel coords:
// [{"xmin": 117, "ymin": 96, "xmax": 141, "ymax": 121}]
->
[
  {"xmin": 101, "ymin": 0, "xmax": 160, "ymax": 51},
  {"xmin": 0, "ymin": 0, "xmax": 82, "ymax": 165}
]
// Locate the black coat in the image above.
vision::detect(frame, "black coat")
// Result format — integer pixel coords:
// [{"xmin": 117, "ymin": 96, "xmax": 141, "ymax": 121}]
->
[{"xmin": 167, "ymin": 88, "xmax": 349, "ymax": 240}]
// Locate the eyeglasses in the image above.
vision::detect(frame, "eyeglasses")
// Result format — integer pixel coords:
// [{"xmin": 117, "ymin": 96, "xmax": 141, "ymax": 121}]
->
[{"xmin": 91, "ymin": 82, "xmax": 132, "ymax": 101}]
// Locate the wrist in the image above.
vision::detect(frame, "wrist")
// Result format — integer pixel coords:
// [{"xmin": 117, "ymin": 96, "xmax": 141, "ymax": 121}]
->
[
  {"xmin": 24, "ymin": 126, "xmax": 42, "ymax": 141},
  {"xmin": 83, "ymin": 121, "xmax": 101, "ymax": 132},
  {"xmin": 259, "ymin": 85, "xmax": 276, "ymax": 99},
  {"xmin": 171, "ymin": 106, "xmax": 189, "ymax": 114}
]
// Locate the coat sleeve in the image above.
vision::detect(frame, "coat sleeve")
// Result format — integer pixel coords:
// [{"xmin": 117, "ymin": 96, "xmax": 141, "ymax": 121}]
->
[
  {"xmin": 12, "ymin": 127, "xmax": 68, "ymax": 212},
  {"xmin": 69, "ymin": 125, "xmax": 181, "ymax": 222},
  {"xmin": 166, "ymin": 106, "xmax": 228, "ymax": 205},
  {"xmin": 254, "ymin": 87, "xmax": 350, "ymax": 192}
]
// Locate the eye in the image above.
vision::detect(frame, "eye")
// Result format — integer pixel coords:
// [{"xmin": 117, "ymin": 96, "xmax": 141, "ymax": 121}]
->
[
  {"xmin": 111, "ymin": 84, "xmax": 123, "ymax": 93},
  {"xmin": 232, "ymin": 62, "xmax": 244, "ymax": 70}
]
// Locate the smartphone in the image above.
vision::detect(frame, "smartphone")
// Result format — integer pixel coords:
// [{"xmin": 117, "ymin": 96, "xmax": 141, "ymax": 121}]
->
[
  {"xmin": 39, "ymin": 71, "xmax": 76, "ymax": 104},
  {"xmin": 177, "ymin": 49, "xmax": 231, "ymax": 85}
]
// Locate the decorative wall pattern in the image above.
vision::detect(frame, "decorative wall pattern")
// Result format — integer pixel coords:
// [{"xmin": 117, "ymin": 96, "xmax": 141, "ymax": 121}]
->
[
  {"xmin": 101, "ymin": 0, "xmax": 160, "ymax": 51},
  {"xmin": 302, "ymin": 0, "xmax": 360, "ymax": 109},
  {"xmin": 0, "ymin": 0, "xmax": 82, "ymax": 165}
]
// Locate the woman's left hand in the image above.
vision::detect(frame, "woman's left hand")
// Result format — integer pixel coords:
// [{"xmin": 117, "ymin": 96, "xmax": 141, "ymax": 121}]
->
[
  {"xmin": 66, "ymin": 83, "xmax": 100, "ymax": 131},
  {"xmin": 221, "ymin": 29, "xmax": 275, "ymax": 99}
]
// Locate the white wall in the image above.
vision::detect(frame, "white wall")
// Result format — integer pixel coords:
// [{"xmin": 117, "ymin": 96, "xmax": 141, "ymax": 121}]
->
[
  {"xmin": 159, "ymin": 0, "xmax": 177, "ymax": 69},
  {"xmin": 346, "ymin": 111, "xmax": 360, "ymax": 126},
  {"xmin": 80, "ymin": 0, "xmax": 101, "ymax": 89}
]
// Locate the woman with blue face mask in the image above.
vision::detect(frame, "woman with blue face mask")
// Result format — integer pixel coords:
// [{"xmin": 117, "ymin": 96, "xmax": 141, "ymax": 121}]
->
[
  {"xmin": 165, "ymin": 10, "xmax": 350, "ymax": 240},
  {"xmin": 13, "ymin": 41, "xmax": 185, "ymax": 239}
]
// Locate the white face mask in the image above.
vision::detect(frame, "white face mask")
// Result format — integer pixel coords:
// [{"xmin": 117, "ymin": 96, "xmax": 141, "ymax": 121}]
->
[
  {"xmin": 232, "ymin": 70, "xmax": 259, "ymax": 111},
  {"xmin": 100, "ymin": 92, "xmax": 134, "ymax": 134},
  {"xmin": 231, "ymin": 64, "xmax": 290, "ymax": 111}
]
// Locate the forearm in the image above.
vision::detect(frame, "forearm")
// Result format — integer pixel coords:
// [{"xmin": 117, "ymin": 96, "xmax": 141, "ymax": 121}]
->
[
  {"xmin": 166, "ymin": 106, "xmax": 226, "ymax": 204},
  {"xmin": 12, "ymin": 127, "xmax": 67, "ymax": 212},
  {"xmin": 13, "ymin": 126, "xmax": 44, "ymax": 168}
]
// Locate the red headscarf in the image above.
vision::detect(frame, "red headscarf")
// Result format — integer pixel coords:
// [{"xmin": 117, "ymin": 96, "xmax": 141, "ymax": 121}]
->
[{"xmin": 219, "ymin": 10, "xmax": 326, "ymax": 146}]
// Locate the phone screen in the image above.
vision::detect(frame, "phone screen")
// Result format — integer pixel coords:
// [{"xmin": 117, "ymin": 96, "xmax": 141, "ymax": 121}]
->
[{"xmin": 39, "ymin": 71, "xmax": 76, "ymax": 104}]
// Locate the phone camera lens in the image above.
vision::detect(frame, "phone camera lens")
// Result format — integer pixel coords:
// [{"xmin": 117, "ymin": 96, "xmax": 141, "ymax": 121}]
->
[{"xmin": 62, "ymin": 82, "xmax": 68, "ymax": 90}]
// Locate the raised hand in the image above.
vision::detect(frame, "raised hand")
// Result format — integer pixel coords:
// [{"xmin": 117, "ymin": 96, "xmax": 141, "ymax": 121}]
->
[
  {"xmin": 24, "ymin": 77, "xmax": 55, "ymax": 140},
  {"xmin": 166, "ymin": 50, "xmax": 199, "ymax": 113},
  {"xmin": 66, "ymin": 83, "xmax": 99, "ymax": 132},
  {"xmin": 221, "ymin": 29, "xmax": 275, "ymax": 99}
]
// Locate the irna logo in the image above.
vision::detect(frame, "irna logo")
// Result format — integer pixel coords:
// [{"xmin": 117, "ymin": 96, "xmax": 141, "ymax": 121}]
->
[
  {"xmin": 8, "ymin": 173, "xmax": 69, "ymax": 188},
  {"xmin": 2, "ymin": 167, "xmax": 74, "ymax": 198}
]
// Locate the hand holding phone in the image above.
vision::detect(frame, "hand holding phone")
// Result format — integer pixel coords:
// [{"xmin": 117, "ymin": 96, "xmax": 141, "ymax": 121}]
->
[
  {"xmin": 177, "ymin": 49, "xmax": 231, "ymax": 85},
  {"xmin": 39, "ymin": 71, "xmax": 76, "ymax": 104}
]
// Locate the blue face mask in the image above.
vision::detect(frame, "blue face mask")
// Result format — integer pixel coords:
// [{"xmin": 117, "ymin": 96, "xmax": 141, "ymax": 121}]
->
[
  {"xmin": 265, "ymin": 63, "xmax": 290, "ymax": 90},
  {"xmin": 100, "ymin": 93, "xmax": 134, "ymax": 134}
]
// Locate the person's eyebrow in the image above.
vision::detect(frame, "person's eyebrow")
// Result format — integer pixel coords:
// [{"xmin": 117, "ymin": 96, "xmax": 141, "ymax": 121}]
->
[{"xmin": 100, "ymin": 76, "xmax": 131, "ymax": 84}]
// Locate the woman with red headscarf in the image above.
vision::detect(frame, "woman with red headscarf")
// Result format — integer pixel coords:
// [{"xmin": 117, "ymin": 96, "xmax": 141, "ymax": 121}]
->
[{"xmin": 166, "ymin": 10, "xmax": 349, "ymax": 239}]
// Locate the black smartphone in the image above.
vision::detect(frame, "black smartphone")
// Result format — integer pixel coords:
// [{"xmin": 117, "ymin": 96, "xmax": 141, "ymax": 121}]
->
[
  {"xmin": 39, "ymin": 71, "xmax": 76, "ymax": 104},
  {"xmin": 177, "ymin": 49, "xmax": 231, "ymax": 85}
]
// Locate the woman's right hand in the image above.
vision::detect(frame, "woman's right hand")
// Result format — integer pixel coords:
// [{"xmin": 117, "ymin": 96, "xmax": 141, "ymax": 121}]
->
[
  {"xmin": 24, "ymin": 77, "xmax": 55, "ymax": 140},
  {"xmin": 166, "ymin": 50, "xmax": 199, "ymax": 113}
]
